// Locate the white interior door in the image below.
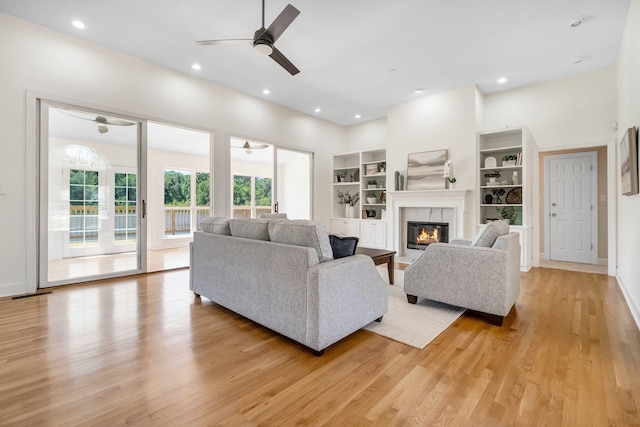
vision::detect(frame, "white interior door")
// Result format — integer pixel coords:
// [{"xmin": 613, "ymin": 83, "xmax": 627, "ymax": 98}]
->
[
  {"xmin": 275, "ymin": 147, "xmax": 313, "ymax": 219},
  {"xmin": 545, "ymin": 152, "xmax": 597, "ymax": 264}
]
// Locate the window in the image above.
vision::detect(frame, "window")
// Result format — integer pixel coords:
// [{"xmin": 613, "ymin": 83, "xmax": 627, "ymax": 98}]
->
[
  {"xmin": 114, "ymin": 172, "xmax": 137, "ymax": 243},
  {"xmin": 69, "ymin": 169, "xmax": 99, "ymax": 246},
  {"xmin": 164, "ymin": 169, "xmax": 210, "ymax": 236},
  {"xmin": 233, "ymin": 175, "xmax": 272, "ymax": 218}
]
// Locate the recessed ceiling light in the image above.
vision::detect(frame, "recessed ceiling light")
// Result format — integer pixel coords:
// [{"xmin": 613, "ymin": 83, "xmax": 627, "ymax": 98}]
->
[
  {"xmin": 572, "ymin": 55, "xmax": 588, "ymax": 64},
  {"xmin": 191, "ymin": 63, "xmax": 201, "ymax": 70},
  {"xmin": 498, "ymin": 77, "xmax": 508, "ymax": 84},
  {"xmin": 72, "ymin": 20, "xmax": 85, "ymax": 29},
  {"xmin": 314, "ymin": 108, "xmax": 321, "ymax": 113},
  {"xmin": 414, "ymin": 89, "xmax": 424, "ymax": 94},
  {"xmin": 262, "ymin": 89, "xmax": 270, "ymax": 95},
  {"xmin": 568, "ymin": 16, "xmax": 586, "ymax": 28},
  {"xmin": 355, "ymin": 114, "xmax": 361, "ymax": 119}
]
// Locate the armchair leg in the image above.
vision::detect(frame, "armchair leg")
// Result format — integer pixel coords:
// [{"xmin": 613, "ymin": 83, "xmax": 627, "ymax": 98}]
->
[
  {"xmin": 375, "ymin": 316, "xmax": 383, "ymax": 322},
  {"xmin": 193, "ymin": 292, "xmax": 201, "ymax": 298},
  {"xmin": 406, "ymin": 294, "xmax": 418, "ymax": 304}
]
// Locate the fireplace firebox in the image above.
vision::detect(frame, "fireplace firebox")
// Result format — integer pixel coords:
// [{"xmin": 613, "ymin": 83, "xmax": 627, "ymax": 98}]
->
[{"xmin": 407, "ymin": 221, "xmax": 449, "ymax": 250}]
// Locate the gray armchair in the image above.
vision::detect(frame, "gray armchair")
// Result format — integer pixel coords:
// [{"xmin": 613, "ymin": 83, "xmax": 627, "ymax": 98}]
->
[{"xmin": 404, "ymin": 231, "xmax": 521, "ymax": 326}]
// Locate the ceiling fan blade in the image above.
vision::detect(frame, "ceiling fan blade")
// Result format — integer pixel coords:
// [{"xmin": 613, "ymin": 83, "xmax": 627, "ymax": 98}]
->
[
  {"xmin": 106, "ymin": 119, "xmax": 135, "ymax": 126},
  {"xmin": 265, "ymin": 4, "xmax": 300, "ymax": 43},
  {"xmin": 196, "ymin": 38, "xmax": 252, "ymax": 46},
  {"xmin": 269, "ymin": 46, "xmax": 299, "ymax": 75}
]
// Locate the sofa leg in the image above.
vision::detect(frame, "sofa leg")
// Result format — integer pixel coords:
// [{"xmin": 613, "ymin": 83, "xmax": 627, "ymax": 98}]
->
[
  {"xmin": 406, "ymin": 294, "xmax": 418, "ymax": 304},
  {"xmin": 312, "ymin": 348, "xmax": 325, "ymax": 357},
  {"xmin": 375, "ymin": 316, "xmax": 383, "ymax": 322},
  {"xmin": 193, "ymin": 292, "xmax": 201, "ymax": 298},
  {"xmin": 487, "ymin": 314, "xmax": 505, "ymax": 327}
]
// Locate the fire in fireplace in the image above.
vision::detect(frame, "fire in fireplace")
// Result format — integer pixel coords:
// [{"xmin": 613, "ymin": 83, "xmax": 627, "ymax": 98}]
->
[{"xmin": 407, "ymin": 221, "xmax": 449, "ymax": 250}]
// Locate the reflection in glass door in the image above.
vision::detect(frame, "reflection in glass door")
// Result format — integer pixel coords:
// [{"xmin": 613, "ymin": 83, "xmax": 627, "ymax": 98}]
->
[
  {"xmin": 275, "ymin": 147, "xmax": 312, "ymax": 219},
  {"xmin": 40, "ymin": 102, "xmax": 145, "ymax": 286}
]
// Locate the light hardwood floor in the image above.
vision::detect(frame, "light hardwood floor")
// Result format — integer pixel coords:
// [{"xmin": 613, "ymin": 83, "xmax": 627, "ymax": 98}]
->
[{"xmin": 1, "ymin": 267, "xmax": 639, "ymax": 425}]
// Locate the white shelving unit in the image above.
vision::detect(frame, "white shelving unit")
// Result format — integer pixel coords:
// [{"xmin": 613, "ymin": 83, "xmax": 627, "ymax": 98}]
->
[
  {"xmin": 331, "ymin": 148, "xmax": 387, "ymax": 249},
  {"xmin": 477, "ymin": 127, "xmax": 535, "ymax": 271}
]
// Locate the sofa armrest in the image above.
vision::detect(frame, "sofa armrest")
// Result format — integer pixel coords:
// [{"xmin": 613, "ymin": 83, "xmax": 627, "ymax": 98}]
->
[
  {"xmin": 306, "ymin": 255, "xmax": 388, "ymax": 350},
  {"xmin": 449, "ymin": 239, "xmax": 471, "ymax": 246}
]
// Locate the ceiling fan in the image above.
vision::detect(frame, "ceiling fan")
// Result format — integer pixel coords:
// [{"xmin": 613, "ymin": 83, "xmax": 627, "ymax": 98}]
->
[
  {"xmin": 62, "ymin": 111, "xmax": 135, "ymax": 134},
  {"xmin": 232, "ymin": 141, "xmax": 270, "ymax": 154},
  {"xmin": 196, "ymin": 0, "xmax": 301, "ymax": 75}
]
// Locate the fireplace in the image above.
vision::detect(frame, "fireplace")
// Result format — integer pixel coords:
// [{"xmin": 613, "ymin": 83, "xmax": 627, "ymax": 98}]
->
[{"xmin": 407, "ymin": 221, "xmax": 449, "ymax": 250}]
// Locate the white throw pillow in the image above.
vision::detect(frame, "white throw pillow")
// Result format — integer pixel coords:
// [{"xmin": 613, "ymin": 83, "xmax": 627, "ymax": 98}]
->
[{"xmin": 471, "ymin": 220, "xmax": 509, "ymax": 247}]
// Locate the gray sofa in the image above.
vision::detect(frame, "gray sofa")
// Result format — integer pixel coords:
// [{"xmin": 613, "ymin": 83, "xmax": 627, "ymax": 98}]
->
[
  {"xmin": 404, "ymin": 221, "xmax": 520, "ymax": 326},
  {"xmin": 190, "ymin": 217, "xmax": 388, "ymax": 354}
]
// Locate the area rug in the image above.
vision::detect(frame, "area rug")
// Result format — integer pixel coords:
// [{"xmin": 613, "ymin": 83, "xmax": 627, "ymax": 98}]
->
[{"xmin": 364, "ymin": 268, "xmax": 466, "ymax": 349}]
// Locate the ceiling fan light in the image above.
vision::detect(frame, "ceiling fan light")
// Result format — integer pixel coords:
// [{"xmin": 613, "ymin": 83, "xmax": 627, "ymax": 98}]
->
[
  {"xmin": 98, "ymin": 124, "xmax": 108, "ymax": 134},
  {"xmin": 253, "ymin": 41, "xmax": 273, "ymax": 56},
  {"xmin": 245, "ymin": 149, "xmax": 253, "ymax": 155}
]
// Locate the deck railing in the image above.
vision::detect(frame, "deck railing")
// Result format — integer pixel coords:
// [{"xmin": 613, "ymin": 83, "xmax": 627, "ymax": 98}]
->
[{"xmin": 164, "ymin": 206, "xmax": 210, "ymax": 235}]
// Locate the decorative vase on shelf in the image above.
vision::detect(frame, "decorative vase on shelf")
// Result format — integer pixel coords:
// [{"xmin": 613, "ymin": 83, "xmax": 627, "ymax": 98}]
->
[
  {"xmin": 345, "ymin": 205, "xmax": 350, "ymax": 218},
  {"xmin": 347, "ymin": 205, "xmax": 357, "ymax": 218},
  {"xmin": 512, "ymin": 171, "xmax": 520, "ymax": 185}
]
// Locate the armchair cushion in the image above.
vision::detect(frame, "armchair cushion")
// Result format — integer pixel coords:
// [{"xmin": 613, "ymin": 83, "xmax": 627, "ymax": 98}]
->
[{"xmin": 470, "ymin": 220, "xmax": 509, "ymax": 247}]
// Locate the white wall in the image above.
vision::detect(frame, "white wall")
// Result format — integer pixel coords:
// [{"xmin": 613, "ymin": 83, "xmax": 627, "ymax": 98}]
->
[
  {"xmin": 484, "ymin": 67, "xmax": 617, "ymax": 149},
  {"xmin": 344, "ymin": 118, "xmax": 388, "ymax": 151},
  {"xmin": 616, "ymin": 0, "xmax": 640, "ymax": 327},
  {"xmin": 386, "ymin": 86, "xmax": 480, "ymax": 238},
  {"xmin": 0, "ymin": 13, "xmax": 344, "ymax": 297}
]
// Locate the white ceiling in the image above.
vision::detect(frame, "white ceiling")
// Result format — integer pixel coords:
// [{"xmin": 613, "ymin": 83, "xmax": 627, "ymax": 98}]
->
[{"xmin": 0, "ymin": 0, "xmax": 631, "ymax": 126}]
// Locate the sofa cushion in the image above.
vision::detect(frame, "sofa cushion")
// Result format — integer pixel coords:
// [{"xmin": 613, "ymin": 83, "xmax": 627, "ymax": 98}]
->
[
  {"xmin": 268, "ymin": 220, "xmax": 334, "ymax": 262},
  {"xmin": 328, "ymin": 235, "xmax": 359, "ymax": 259},
  {"xmin": 199, "ymin": 217, "xmax": 231, "ymax": 235},
  {"xmin": 470, "ymin": 220, "xmax": 509, "ymax": 247},
  {"xmin": 257, "ymin": 213, "xmax": 288, "ymax": 219},
  {"xmin": 229, "ymin": 218, "xmax": 271, "ymax": 241}
]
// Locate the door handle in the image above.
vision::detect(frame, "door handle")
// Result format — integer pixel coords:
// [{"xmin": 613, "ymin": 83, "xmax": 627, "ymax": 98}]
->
[
  {"xmin": 142, "ymin": 200, "xmax": 147, "ymax": 219},
  {"xmin": 274, "ymin": 201, "xmax": 279, "ymax": 213}
]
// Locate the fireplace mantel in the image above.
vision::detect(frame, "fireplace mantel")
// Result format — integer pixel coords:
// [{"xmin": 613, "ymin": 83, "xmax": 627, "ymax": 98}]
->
[{"xmin": 385, "ymin": 189, "xmax": 468, "ymax": 254}]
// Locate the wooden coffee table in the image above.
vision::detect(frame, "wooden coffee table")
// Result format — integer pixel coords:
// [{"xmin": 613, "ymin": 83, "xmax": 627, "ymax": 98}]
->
[{"xmin": 356, "ymin": 247, "xmax": 396, "ymax": 285}]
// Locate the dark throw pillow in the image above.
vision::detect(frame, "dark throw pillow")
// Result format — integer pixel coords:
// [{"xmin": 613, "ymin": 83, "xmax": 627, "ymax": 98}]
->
[{"xmin": 328, "ymin": 235, "xmax": 359, "ymax": 259}]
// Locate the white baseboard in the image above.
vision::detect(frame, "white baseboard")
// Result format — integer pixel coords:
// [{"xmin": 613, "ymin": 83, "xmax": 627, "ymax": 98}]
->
[
  {"xmin": 0, "ymin": 281, "xmax": 29, "ymax": 298},
  {"xmin": 616, "ymin": 274, "xmax": 640, "ymax": 332}
]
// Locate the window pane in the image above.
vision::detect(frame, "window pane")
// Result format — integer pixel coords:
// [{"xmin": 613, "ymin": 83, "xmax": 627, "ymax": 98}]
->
[
  {"xmin": 196, "ymin": 172, "xmax": 210, "ymax": 207},
  {"xmin": 127, "ymin": 188, "xmax": 136, "ymax": 202},
  {"xmin": 115, "ymin": 173, "xmax": 126, "ymax": 186},
  {"xmin": 233, "ymin": 175, "xmax": 251, "ymax": 206},
  {"xmin": 115, "ymin": 187, "xmax": 126, "ymax": 201},
  {"xmin": 164, "ymin": 169, "xmax": 191, "ymax": 206},
  {"xmin": 70, "ymin": 185, "xmax": 83, "ymax": 201},
  {"xmin": 127, "ymin": 174, "xmax": 136, "ymax": 187},
  {"xmin": 70, "ymin": 169, "xmax": 84, "ymax": 185},
  {"xmin": 85, "ymin": 171, "xmax": 98, "ymax": 185},
  {"xmin": 85, "ymin": 186, "xmax": 98, "ymax": 201},
  {"xmin": 255, "ymin": 177, "xmax": 272, "ymax": 206}
]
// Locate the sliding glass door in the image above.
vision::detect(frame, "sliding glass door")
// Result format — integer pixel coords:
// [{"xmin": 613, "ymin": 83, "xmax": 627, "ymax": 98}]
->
[
  {"xmin": 40, "ymin": 101, "xmax": 146, "ymax": 286},
  {"xmin": 230, "ymin": 138, "xmax": 312, "ymax": 219}
]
